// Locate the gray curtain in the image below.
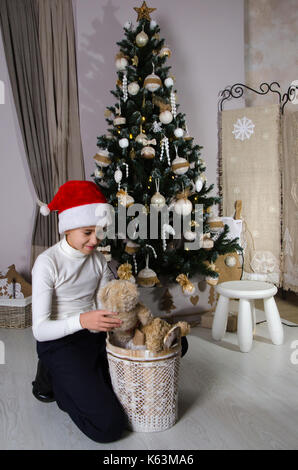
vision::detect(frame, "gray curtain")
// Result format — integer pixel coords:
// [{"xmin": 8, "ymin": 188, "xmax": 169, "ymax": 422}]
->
[
  {"xmin": 0, "ymin": 0, "xmax": 85, "ymax": 270},
  {"xmin": 36, "ymin": 0, "xmax": 85, "ymax": 195},
  {"xmin": 0, "ymin": 0, "xmax": 58, "ymax": 270}
]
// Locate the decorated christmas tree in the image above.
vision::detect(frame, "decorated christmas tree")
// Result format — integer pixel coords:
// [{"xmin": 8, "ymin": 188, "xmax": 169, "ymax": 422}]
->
[{"xmin": 92, "ymin": 2, "xmax": 242, "ymax": 292}]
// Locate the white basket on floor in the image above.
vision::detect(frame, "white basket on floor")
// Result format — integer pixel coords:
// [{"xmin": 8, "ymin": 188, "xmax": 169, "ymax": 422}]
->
[{"xmin": 106, "ymin": 339, "xmax": 181, "ymax": 432}]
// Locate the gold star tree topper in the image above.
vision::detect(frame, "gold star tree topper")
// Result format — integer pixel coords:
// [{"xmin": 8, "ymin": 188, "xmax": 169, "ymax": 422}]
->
[{"xmin": 134, "ymin": 1, "xmax": 156, "ymax": 21}]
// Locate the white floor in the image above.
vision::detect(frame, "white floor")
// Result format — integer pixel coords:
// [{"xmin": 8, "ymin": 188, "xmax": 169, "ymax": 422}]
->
[{"xmin": 0, "ymin": 310, "xmax": 297, "ymax": 450}]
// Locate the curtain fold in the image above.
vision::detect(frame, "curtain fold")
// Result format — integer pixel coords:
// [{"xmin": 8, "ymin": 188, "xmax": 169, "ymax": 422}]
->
[
  {"xmin": 0, "ymin": 0, "xmax": 85, "ymax": 271},
  {"xmin": 36, "ymin": 0, "xmax": 85, "ymax": 194},
  {"xmin": 0, "ymin": 0, "xmax": 58, "ymax": 270}
]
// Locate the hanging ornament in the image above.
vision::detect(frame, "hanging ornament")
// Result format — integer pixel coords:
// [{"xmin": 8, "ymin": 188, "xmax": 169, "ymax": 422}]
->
[
  {"xmin": 113, "ymin": 103, "xmax": 126, "ymax": 126},
  {"xmin": 152, "ymin": 121, "xmax": 163, "ymax": 133},
  {"xmin": 208, "ymin": 213, "xmax": 224, "ymax": 233},
  {"xmin": 194, "ymin": 175, "xmax": 205, "ymax": 192},
  {"xmin": 94, "ymin": 168, "xmax": 104, "ymax": 179},
  {"xmin": 161, "ymin": 223, "xmax": 175, "ymax": 252},
  {"xmin": 96, "ymin": 245, "xmax": 112, "ymax": 262},
  {"xmin": 160, "ymin": 136, "xmax": 171, "ymax": 166},
  {"xmin": 113, "ymin": 115, "xmax": 126, "ymax": 126},
  {"xmin": 125, "ymin": 240, "xmax": 140, "ymax": 254},
  {"xmin": 144, "ymin": 64, "xmax": 162, "ymax": 93},
  {"xmin": 122, "ymin": 72, "xmax": 128, "ymax": 101},
  {"xmin": 137, "ymin": 255, "xmax": 160, "ymax": 287},
  {"xmin": 184, "ymin": 124, "xmax": 193, "ymax": 141},
  {"xmin": 115, "ymin": 52, "xmax": 128, "ymax": 71},
  {"xmin": 159, "ymin": 110, "xmax": 173, "ymax": 124},
  {"xmin": 170, "ymin": 91, "xmax": 177, "ymax": 118},
  {"xmin": 176, "ymin": 274, "xmax": 195, "ymax": 296},
  {"xmin": 164, "ymin": 77, "xmax": 174, "ymax": 88},
  {"xmin": 225, "ymin": 255, "xmax": 237, "ymax": 267},
  {"xmin": 93, "ymin": 149, "xmax": 111, "ymax": 167},
  {"xmin": 174, "ymin": 187, "xmax": 193, "ymax": 216},
  {"xmin": 117, "ymin": 262, "xmax": 135, "ymax": 283},
  {"xmin": 150, "ymin": 179, "xmax": 166, "ymax": 210},
  {"xmin": 200, "ymin": 233, "xmax": 214, "ymax": 250},
  {"xmin": 141, "ymin": 146, "xmax": 155, "ymax": 159},
  {"xmin": 119, "ymin": 137, "xmax": 129, "ymax": 148},
  {"xmin": 183, "ymin": 230, "xmax": 196, "ymax": 241},
  {"xmin": 159, "ymin": 46, "xmax": 171, "ymax": 58},
  {"xmin": 116, "ymin": 189, "xmax": 134, "ymax": 207},
  {"xmin": 171, "ymin": 145, "xmax": 190, "ymax": 175},
  {"xmin": 136, "ymin": 28, "xmax": 149, "ymax": 48},
  {"xmin": 174, "ymin": 127, "xmax": 184, "ymax": 138},
  {"xmin": 205, "ymin": 262, "xmax": 219, "ymax": 286},
  {"xmin": 145, "ymin": 244, "xmax": 158, "ymax": 259},
  {"xmin": 114, "ymin": 167, "xmax": 123, "ymax": 187},
  {"xmin": 128, "ymin": 81, "xmax": 140, "ymax": 96}
]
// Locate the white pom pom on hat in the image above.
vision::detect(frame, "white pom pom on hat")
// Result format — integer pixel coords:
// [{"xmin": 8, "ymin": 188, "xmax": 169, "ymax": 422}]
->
[{"xmin": 36, "ymin": 180, "xmax": 112, "ymax": 234}]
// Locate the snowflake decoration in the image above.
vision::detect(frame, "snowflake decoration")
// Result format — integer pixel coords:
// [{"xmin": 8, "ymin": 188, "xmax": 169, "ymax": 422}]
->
[
  {"xmin": 232, "ymin": 116, "xmax": 255, "ymax": 141},
  {"xmin": 152, "ymin": 121, "xmax": 163, "ymax": 133}
]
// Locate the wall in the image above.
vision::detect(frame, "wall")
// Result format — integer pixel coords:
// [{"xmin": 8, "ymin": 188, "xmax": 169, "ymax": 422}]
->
[{"xmin": 0, "ymin": 0, "xmax": 245, "ymax": 280}]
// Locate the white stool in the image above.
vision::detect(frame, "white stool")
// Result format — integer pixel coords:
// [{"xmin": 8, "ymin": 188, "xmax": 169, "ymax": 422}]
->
[{"xmin": 212, "ymin": 280, "xmax": 284, "ymax": 353}]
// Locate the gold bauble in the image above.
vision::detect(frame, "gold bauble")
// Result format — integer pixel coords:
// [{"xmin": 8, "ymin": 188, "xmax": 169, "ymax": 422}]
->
[
  {"xmin": 136, "ymin": 30, "xmax": 148, "ymax": 47},
  {"xmin": 144, "ymin": 73, "xmax": 162, "ymax": 92}
]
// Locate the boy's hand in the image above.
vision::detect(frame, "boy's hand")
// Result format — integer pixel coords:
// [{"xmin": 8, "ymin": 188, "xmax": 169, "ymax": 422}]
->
[{"xmin": 79, "ymin": 310, "xmax": 122, "ymax": 332}]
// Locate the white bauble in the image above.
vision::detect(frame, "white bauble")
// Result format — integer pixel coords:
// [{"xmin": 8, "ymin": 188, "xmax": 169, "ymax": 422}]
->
[
  {"xmin": 171, "ymin": 156, "xmax": 190, "ymax": 175},
  {"xmin": 195, "ymin": 176, "xmax": 204, "ymax": 192},
  {"xmin": 136, "ymin": 31, "xmax": 148, "ymax": 47},
  {"xmin": 225, "ymin": 255, "xmax": 237, "ymax": 267},
  {"xmin": 144, "ymin": 73, "xmax": 162, "ymax": 92},
  {"xmin": 128, "ymin": 82, "xmax": 140, "ymax": 95},
  {"xmin": 119, "ymin": 138, "xmax": 129, "ymax": 148},
  {"xmin": 164, "ymin": 77, "xmax": 174, "ymax": 88},
  {"xmin": 93, "ymin": 149, "xmax": 111, "ymax": 167},
  {"xmin": 114, "ymin": 168, "xmax": 123, "ymax": 183},
  {"xmin": 174, "ymin": 127, "xmax": 184, "ymax": 138},
  {"xmin": 184, "ymin": 230, "xmax": 196, "ymax": 241},
  {"xmin": 150, "ymin": 20, "xmax": 157, "ymax": 30},
  {"xmin": 137, "ymin": 267, "xmax": 158, "ymax": 287},
  {"xmin": 174, "ymin": 198, "xmax": 192, "ymax": 216},
  {"xmin": 135, "ymin": 133, "xmax": 147, "ymax": 145},
  {"xmin": 150, "ymin": 192, "xmax": 166, "ymax": 210},
  {"xmin": 159, "ymin": 110, "xmax": 173, "ymax": 124},
  {"xmin": 115, "ymin": 57, "xmax": 128, "ymax": 71}
]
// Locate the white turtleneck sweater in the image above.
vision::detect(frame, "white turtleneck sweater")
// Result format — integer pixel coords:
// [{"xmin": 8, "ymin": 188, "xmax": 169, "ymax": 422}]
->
[{"xmin": 31, "ymin": 235, "xmax": 114, "ymax": 342}]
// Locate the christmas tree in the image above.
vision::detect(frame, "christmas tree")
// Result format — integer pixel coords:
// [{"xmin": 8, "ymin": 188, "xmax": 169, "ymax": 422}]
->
[{"xmin": 92, "ymin": 2, "xmax": 242, "ymax": 289}]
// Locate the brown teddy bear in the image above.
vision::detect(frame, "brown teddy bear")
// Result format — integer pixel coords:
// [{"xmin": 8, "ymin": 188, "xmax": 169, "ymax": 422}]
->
[{"xmin": 97, "ymin": 279, "xmax": 190, "ymax": 352}]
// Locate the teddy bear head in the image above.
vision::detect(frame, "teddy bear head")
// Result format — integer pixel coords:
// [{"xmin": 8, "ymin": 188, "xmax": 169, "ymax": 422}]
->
[{"xmin": 98, "ymin": 279, "xmax": 139, "ymax": 315}]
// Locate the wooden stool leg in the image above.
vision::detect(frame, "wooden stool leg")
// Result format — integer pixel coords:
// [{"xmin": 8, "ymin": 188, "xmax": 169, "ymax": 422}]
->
[
  {"xmin": 238, "ymin": 299, "xmax": 253, "ymax": 352},
  {"xmin": 212, "ymin": 295, "xmax": 230, "ymax": 341},
  {"xmin": 263, "ymin": 296, "xmax": 284, "ymax": 345}
]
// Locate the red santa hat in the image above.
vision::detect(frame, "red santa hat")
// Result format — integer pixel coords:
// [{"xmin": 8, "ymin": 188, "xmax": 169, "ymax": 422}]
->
[{"xmin": 38, "ymin": 180, "xmax": 112, "ymax": 234}]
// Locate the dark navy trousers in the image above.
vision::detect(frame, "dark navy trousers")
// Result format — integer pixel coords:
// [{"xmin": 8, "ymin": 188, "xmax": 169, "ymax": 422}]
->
[{"xmin": 36, "ymin": 329, "xmax": 127, "ymax": 443}]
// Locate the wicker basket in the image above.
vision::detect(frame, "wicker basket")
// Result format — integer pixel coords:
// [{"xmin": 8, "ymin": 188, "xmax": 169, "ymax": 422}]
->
[
  {"xmin": 106, "ymin": 339, "xmax": 181, "ymax": 432},
  {"xmin": 0, "ymin": 296, "xmax": 32, "ymax": 329}
]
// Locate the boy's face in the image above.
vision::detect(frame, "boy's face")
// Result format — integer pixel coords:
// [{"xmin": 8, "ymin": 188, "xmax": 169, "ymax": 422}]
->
[{"xmin": 64, "ymin": 226, "xmax": 102, "ymax": 255}]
